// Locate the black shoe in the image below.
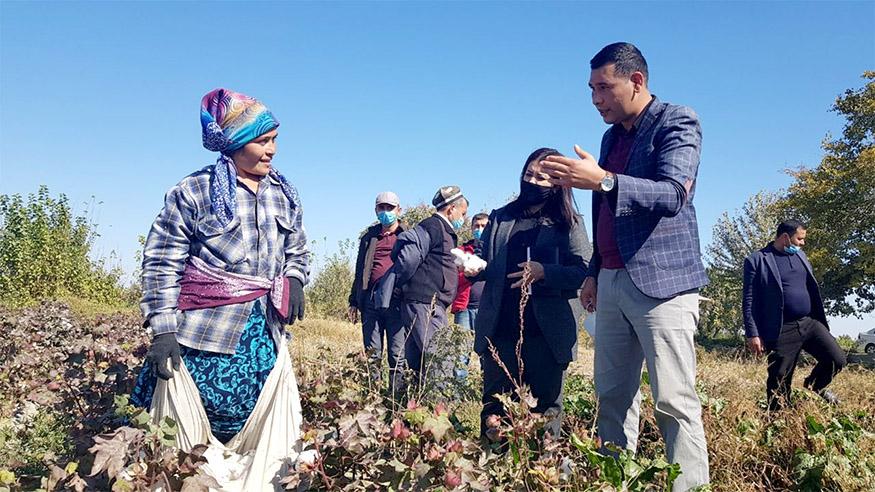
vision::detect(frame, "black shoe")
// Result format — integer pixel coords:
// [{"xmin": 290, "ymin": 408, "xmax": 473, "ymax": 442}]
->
[{"xmin": 817, "ymin": 388, "xmax": 841, "ymax": 405}]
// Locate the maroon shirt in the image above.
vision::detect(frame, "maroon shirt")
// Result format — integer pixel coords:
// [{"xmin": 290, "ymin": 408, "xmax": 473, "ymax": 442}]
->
[
  {"xmin": 368, "ymin": 230, "xmax": 398, "ymax": 288},
  {"xmin": 597, "ymin": 126, "xmax": 636, "ymax": 269}
]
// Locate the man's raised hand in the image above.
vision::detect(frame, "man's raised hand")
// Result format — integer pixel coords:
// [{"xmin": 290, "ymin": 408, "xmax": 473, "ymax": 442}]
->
[{"xmin": 540, "ymin": 145, "xmax": 606, "ymax": 190}]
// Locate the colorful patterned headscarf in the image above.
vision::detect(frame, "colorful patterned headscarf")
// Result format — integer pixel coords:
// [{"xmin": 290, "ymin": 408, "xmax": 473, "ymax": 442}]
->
[{"xmin": 200, "ymin": 88, "xmax": 299, "ymax": 226}]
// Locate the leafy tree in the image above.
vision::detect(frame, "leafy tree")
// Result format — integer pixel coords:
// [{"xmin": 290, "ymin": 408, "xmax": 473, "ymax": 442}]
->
[
  {"xmin": 399, "ymin": 202, "xmax": 435, "ymax": 228},
  {"xmin": 700, "ymin": 191, "xmax": 782, "ymax": 338},
  {"xmin": 780, "ymin": 72, "xmax": 875, "ymax": 317},
  {"xmin": 0, "ymin": 186, "xmax": 127, "ymax": 306},
  {"xmin": 305, "ymin": 238, "xmax": 356, "ymax": 320}
]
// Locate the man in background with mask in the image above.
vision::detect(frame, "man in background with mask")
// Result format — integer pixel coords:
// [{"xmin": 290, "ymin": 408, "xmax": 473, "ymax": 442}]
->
[
  {"xmin": 348, "ymin": 191, "xmax": 407, "ymax": 385},
  {"xmin": 387, "ymin": 185, "xmax": 468, "ymax": 390},
  {"xmin": 743, "ymin": 219, "xmax": 845, "ymax": 410},
  {"xmin": 451, "ymin": 212, "xmax": 489, "ymax": 331},
  {"xmin": 450, "ymin": 212, "xmax": 489, "ymax": 380}
]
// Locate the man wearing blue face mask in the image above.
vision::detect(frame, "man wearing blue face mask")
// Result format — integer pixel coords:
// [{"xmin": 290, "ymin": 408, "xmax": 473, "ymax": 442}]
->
[
  {"xmin": 451, "ymin": 213, "xmax": 489, "ymax": 331},
  {"xmin": 743, "ymin": 219, "xmax": 846, "ymax": 410},
  {"xmin": 349, "ymin": 191, "xmax": 408, "ymax": 385}
]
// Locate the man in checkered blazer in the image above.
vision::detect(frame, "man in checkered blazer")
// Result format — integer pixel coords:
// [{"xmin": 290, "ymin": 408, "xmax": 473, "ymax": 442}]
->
[{"xmin": 542, "ymin": 42, "xmax": 709, "ymax": 491}]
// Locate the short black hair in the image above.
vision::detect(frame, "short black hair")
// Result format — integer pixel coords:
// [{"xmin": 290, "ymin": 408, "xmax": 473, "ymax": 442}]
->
[
  {"xmin": 472, "ymin": 212, "xmax": 489, "ymax": 223},
  {"xmin": 776, "ymin": 219, "xmax": 806, "ymax": 238},
  {"xmin": 590, "ymin": 42, "xmax": 649, "ymax": 82}
]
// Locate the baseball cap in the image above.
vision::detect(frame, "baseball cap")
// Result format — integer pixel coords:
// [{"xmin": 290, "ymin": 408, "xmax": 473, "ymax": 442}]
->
[{"xmin": 375, "ymin": 191, "xmax": 400, "ymax": 207}]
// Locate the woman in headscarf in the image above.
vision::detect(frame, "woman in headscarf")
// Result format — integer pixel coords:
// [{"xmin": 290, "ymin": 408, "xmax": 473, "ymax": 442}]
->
[
  {"xmin": 466, "ymin": 148, "xmax": 592, "ymax": 440},
  {"xmin": 131, "ymin": 88, "xmax": 309, "ymax": 453}
]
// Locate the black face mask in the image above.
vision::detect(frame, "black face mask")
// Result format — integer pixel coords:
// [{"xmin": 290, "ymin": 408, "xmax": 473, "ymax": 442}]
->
[{"xmin": 519, "ymin": 180, "xmax": 553, "ymax": 206}]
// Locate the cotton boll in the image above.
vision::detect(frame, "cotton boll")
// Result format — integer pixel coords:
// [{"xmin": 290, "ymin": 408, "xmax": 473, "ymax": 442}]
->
[{"xmin": 450, "ymin": 248, "xmax": 468, "ymax": 267}]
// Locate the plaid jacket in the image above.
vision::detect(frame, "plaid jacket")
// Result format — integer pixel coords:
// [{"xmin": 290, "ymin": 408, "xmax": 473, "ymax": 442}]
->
[
  {"xmin": 140, "ymin": 166, "xmax": 309, "ymax": 354},
  {"xmin": 588, "ymin": 97, "xmax": 708, "ymax": 299}
]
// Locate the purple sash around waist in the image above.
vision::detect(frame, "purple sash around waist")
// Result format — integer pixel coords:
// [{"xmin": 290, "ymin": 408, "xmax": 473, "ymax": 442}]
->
[{"xmin": 177, "ymin": 256, "xmax": 290, "ymax": 319}]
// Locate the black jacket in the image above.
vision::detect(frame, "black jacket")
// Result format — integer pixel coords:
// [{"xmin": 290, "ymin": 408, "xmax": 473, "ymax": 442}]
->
[
  {"xmin": 472, "ymin": 206, "xmax": 592, "ymax": 364},
  {"xmin": 400, "ymin": 215, "xmax": 458, "ymax": 306},
  {"xmin": 742, "ymin": 244, "xmax": 828, "ymax": 341},
  {"xmin": 349, "ymin": 222, "xmax": 407, "ymax": 309}
]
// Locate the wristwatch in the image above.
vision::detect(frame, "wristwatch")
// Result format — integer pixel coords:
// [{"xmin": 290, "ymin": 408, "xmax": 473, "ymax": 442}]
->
[{"xmin": 599, "ymin": 171, "xmax": 616, "ymax": 192}]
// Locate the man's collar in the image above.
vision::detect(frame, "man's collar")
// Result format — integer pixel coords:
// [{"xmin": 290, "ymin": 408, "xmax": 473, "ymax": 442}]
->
[
  {"xmin": 615, "ymin": 95, "xmax": 656, "ymax": 134},
  {"xmin": 436, "ymin": 212, "xmax": 453, "ymax": 229},
  {"xmin": 379, "ymin": 225, "xmax": 399, "ymax": 236},
  {"xmin": 768, "ymin": 241, "xmax": 788, "ymax": 256}
]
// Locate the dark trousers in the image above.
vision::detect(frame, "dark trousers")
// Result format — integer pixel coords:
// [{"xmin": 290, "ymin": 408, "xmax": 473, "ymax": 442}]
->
[
  {"xmin": 361, "ymin": 289, "xmax": 405, "ymax": 385},
  {"xmin": 397, "ymin": 301, "xmax": 452, "ymax": 391},
  {"xmin": 480, "ymin": 330, "xmax": 568, "ymax": 438},
  {"xmin": 765, "ymin": 316, "xmax": 846, "ymax": 410}
]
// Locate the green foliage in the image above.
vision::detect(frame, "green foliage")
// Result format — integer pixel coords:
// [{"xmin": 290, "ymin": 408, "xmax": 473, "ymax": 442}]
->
[
  {"xmin": 793, "ymin": 413, "xmax": 875, "ymax": 491},
  {"xmin": 835, "ymin": 335, "xmax": 858, "ymax": 353},
  {"xmin": 0, "ymin": 468, "xmax": 17, "ymax": 491},
  {"xmin": 780, "ymin": 72, "xmax": 875, "ymax": 317},
  {"xmin": 700, "ymin": 191, "xmax": 781, "ymax": 338},
  {"xmin": 306, "ymin": 238, "xmax": 355, "ymax": 320},
  {"xmin": 0, "ymin": 186, "xmax": 130, "ymax": 308},
  {"xmin": 413, "ymin": 318, "xmax": 479, "ymax": 404},
  {"xmin": 571, "ymin": 434, "xmax": 681, "ymax": 492},
  {"xmin": 696, "ymin": 382, "xmax": 727, "ymax": 418},
  {"xmin": 400, "ymin": 202, "xmax": 436, "ymax": 229},
  {"xmin": 0, "ymin": 405, "xmax": 73, "ymax": 477},
  {"xmin": 563, "ymin": 374, "xmax": 597, "ymax": 422}
]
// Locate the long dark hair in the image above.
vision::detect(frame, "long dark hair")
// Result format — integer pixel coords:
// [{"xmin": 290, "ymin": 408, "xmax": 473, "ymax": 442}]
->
[{"xmin": 507, "ymin": 147, "xmax": 580, "ymax": 229}]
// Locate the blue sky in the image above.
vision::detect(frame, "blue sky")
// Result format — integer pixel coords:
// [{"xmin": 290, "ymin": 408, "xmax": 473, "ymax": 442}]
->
[{"xmin": 1, "ymin": 1, "xmax": 873, "ymax": 336}]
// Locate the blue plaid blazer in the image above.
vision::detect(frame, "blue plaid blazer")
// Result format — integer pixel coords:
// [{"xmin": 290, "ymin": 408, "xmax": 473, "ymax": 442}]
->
[{"xmin": 588, "ymin": 97, "xmax": 708, "ymax": 299}]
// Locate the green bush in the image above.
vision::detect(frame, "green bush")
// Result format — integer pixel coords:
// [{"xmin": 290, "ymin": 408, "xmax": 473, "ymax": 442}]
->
[
  {"xmin": 0, "ymin": 405, "xmax": 73, "ymax": 477},
  {"xmin": 306, "ymin": 238, "xmax": 355, "ymax": 320},
  {"xmin": 0, "ymin": 186, "xmax": 130, "ymax": 307},
  {"xmin": 835, "ymin": 335, "xmax": 857, "ymax": 353}
]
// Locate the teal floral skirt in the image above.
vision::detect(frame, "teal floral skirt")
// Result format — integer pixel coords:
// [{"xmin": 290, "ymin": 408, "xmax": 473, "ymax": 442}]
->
[{"xmin": 131, "ymin": 301, "xmax": 277, "ymax": 442}]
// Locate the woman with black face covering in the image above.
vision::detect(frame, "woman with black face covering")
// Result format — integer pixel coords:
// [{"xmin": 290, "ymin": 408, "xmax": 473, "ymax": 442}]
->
[{"xmin": 466, "ymin": 148, "xmax": 592, "ymax": 440}]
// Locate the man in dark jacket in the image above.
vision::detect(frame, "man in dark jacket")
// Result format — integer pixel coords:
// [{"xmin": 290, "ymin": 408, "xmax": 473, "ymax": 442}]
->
[
  {"xmin": 450, "ymin": 212, "xmax": 488, "ymax": 380},
  {"xmin": 743, "ymin": 220, "xmax": 846, "ymax": 410},
  {"xmin": 451, "ymin": 212, "xmax": 489, "ymax": 330},
  {"xmin": 348, "ymin": 191, "xmax": 407, "ymax": 384},
  {"xmin": 390, "ymin": 185, "xmax": 467, "ymax": 389}
]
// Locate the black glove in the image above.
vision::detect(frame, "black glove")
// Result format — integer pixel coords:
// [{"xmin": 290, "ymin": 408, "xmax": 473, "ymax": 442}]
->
[
  {"xmin": 286, "ymin": 277, "xmax": 305, "ymax": 324},
  {"xmin": 147, "ymin": 333, "xmax": 181, "ymax": 380}
]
